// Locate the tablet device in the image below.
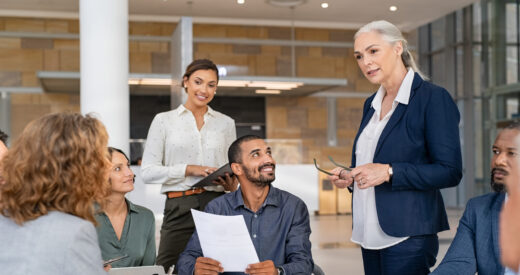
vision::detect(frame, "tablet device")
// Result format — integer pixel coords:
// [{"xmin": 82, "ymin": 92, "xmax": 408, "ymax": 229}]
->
[
  {"xmin": 108, "ymin": 265, "xmax": 165, "ymax": 275},
  {"xmin": 192, "ymin": 163, "xmax": 233, "ymax": 188}
]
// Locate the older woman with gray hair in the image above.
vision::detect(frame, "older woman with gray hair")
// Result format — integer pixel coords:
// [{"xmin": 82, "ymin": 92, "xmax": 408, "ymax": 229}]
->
[{"xmin": 327, "ymin": 20, "xmax": 462, "ymax": 274}]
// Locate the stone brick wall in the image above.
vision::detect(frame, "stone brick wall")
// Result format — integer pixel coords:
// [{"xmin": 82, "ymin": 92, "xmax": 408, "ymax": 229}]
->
[
  {"xmin": 266, "ymin": 96, "xmax": 366, "ymax": 166},
  {"xmin": 0, "ymin": 17, "xmax": 382, "ymax": 153},
  {"xmin": 0, "ymin": 18, "xmax": 82, "ymax": 139}
]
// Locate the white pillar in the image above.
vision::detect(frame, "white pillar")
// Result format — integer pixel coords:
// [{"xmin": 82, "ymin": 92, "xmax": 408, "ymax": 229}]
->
[
  {"xmin": 170, "ymin": 17, "xmax": 193, "ymax": 109},
  {"xmin": 80, "ymin": 0, "xmax": 129, "ymax": 155},
  {"xmin": 0, "ymin": 92, "xmax": 10, "ymax": 140}
]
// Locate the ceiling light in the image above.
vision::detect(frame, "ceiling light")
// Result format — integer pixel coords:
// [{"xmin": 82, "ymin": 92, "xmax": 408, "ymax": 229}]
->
[
  {"xmin": 389, "ymin": 5, "xmax": 397, "ymax": 12},
  {"xmin": 321, "ymin": 3, "xmax": 328, "ymax": 8},
  {"xmin": 128, "ymin": 77, "xmax": 303, "ymax": 90},
  {"xmin": 218, "ymin": 80, "xmax": 302, "ymax": 90},
  {"xmin": 128, "ymin": 78, "xmax": 173, "ymax": 85},
  {"xmin": 237, "ymin": 0, "xmax": 245, "ymax": 4},
  {"xmin": 256, "ymin": 89, "xmax": 281, "ymax": 94},
  {"xmin": 267, "ymin": 0, "xmax": 307, "ymax": 8}
]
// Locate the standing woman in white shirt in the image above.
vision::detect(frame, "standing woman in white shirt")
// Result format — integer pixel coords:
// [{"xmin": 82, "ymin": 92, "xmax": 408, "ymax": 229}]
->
[
  {"xmin": 141, "ymin": 59, "xmax": 237, "ymax": 272},
  {"xmin": 327, "ymin": 21, "xmax": 462, "ymax": 275}
]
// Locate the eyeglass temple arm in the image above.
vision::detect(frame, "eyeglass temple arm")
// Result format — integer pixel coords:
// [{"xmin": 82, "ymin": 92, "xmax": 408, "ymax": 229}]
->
[
  {"xmin": 313, "ymin": 158, "xmax": 334, "ymax": 176},
  {"xmin": 328, "ymin": 156, "xmax": 352, "ymax": 171}
]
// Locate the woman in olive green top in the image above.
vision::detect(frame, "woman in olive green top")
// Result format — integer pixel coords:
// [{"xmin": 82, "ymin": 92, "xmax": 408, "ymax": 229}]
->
[{"xmin": 95, "ymin": 147, "xmax": 156, "ymax": 268}]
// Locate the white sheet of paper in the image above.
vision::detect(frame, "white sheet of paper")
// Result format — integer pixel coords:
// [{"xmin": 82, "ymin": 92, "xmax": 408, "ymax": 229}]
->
[{"xmin": 191, "ymin": 209, "xmax": 260, "ymax": 272}]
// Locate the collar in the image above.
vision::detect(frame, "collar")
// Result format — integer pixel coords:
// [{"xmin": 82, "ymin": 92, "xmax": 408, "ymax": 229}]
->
[
  {"xmin": 229, "ymin": 184, "xmax": 280, "ymax": 211},
  {"xmin": 176, "ymin": 104, "xmax": 216, "ymax": 117},
  {"xmin": 206, "ymin": 106, "xmax": 216, "ymax": 117},
  {"xmin": 126, "ymin": 198, "xmax": 140, "ymax": 214},
  {"xmin": 371, "ymin": 68, "xmax": 414, "ymax": 111}
]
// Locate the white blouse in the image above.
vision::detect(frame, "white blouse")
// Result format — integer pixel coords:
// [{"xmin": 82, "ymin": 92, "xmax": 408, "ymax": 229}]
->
[
  {"xmin": 351, "ymin": 69, "xmax": 414, "ymax": 249},
  {"xmin": 141, "ymin": 104, "xmax": 236, "ymax": 193}
]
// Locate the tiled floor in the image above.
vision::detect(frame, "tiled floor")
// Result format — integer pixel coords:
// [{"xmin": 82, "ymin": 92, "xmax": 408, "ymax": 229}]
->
[{"xmin": 154, "ymin": 208, "xmax": 463, "ymax": 274}]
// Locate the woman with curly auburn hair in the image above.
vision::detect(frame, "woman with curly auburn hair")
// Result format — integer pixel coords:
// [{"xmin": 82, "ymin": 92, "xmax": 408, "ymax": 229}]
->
[{"xmin": 0, "ymin": 112, "xmax": 111, "ymax": 274}]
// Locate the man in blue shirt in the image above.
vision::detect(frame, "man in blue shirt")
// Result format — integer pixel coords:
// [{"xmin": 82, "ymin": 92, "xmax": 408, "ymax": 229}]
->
[
  {"xmin": 431, "ymin": 122, "xmax": 520, "ymax": 275},
  {"xmin": 177, "ymin": 135, "xmax": 313, "ymax": 275}
]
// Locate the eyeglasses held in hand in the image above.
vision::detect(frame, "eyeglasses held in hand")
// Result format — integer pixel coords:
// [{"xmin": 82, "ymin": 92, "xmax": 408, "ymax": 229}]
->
[{"xmin": 313, "ymin": 156, "xmax": 352, "ymax": 176}]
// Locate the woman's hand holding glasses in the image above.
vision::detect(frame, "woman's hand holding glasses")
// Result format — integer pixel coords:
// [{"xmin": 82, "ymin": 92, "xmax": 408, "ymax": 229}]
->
[
  {"xmin": 314, "ymin": 157, "xmax": 354, "ymax": 189},
  {"xmin": 328, "ymin": 167, "xmax": 354, "ymax": 189}
]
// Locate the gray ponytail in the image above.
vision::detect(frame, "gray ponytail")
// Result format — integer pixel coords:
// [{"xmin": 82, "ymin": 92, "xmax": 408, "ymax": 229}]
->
[{"xmin": 354, "ymin": 20, "xmax": 428, "ymax": 80}]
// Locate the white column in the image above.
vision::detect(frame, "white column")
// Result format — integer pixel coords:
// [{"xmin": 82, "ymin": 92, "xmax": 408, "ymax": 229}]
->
[
  {"xmin": 80, "ymin": 0, "xmax": 129, "ymax": 155},
  {"xmin": 0, "ymin": 92, "xmax": 10, "ymax": 139},
  {"xmin": 170, "ymin": 17, "xmax": 193, "ymax": 109}
]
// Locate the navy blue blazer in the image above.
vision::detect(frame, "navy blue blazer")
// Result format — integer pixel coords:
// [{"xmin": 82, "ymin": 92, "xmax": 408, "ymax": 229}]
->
[
  {"xmin": 431, "ymin": 192, "xmax": 505, "ymax": 275},
  {"xmin": 351, "ymin": 73, "xmax": 462, "ymax": 237}
]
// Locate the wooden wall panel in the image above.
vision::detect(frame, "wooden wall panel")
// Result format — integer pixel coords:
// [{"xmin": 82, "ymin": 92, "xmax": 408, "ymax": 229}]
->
[
  {"xmin": 45, "ymin": 20, "xmax": 69, "ymax": 33},
  {"xmin": 4, "ymin": 18, "xmax": 45, "ymax": 32},
  {"xmin": 0, "ymin": 38, "xmax": 21, "ymax": 49},
  {"xmin": 0, "ymin": 49, "xmax": 43, "ymax": 71}
]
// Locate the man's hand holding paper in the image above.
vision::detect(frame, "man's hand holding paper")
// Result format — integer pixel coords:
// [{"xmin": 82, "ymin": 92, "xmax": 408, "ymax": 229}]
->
[
  {"xmin": 191, "ymin": 209, "xmax": 260, "ymax": 272},
  {"xmin": 194, "ymin": 257, "xmax": 224, "ymax": 275}
]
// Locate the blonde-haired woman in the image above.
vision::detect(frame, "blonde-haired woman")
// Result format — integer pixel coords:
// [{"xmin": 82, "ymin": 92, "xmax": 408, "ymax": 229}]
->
[
  {"xmin": 0, "ymin": 113, "xmax": 110, "ymax": 274},
  {"xmin": 328, "ymin": 20, "xmax": 462, "ymax": 274}
]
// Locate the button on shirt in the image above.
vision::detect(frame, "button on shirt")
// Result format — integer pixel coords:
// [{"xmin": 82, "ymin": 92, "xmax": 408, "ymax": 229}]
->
[
  {"xmin": 141, "ymin": 105, "xmax": 236, "ymax": 193},
  {"xmin": 95, "ymin": 199, "xmax": 156, "ymax": 267},
  {"xmin": 351, "ymin": 68, "xmax": 415, "ymax": 249},
  {"xmin": 177, "ymin": 185, "xmax": 314, "ymax": 275}
]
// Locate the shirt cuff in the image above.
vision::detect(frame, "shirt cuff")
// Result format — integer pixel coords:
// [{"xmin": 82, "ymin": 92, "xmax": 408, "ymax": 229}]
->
[{"xmin": 169, "ymin": 163, "xmax": 188, "ymax": 179}]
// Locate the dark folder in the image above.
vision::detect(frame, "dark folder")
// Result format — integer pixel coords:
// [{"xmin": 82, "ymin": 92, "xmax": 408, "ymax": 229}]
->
[{"xmin": 191, "ymin": 163, "xmax": 233, "ymax": 188}]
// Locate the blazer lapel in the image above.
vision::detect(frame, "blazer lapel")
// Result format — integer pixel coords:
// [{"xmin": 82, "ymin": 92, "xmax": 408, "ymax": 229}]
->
[
  {"xmin": 374, "ymin": 104, "xmax": 406, "ymax": 157},
  {"xmin": 374, "ymin": 74, "xmax": 422, "ymax": 158},
  {"xmin": 492, "ymin": 193, "xmax": 506, "ymax": 268}
]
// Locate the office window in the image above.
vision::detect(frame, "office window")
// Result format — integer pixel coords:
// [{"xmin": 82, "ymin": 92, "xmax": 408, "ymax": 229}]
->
[
  {"xmin": 431, "ymin": 18, "xmax": 446, "ymax": 51},
  {"xmin": 457, "ymin": 46, "xmax": 464, "ymax": 97},
  {"xmin": 456, "ymin": 10, "xmax": 464, "ymax": 43},
  {"xmin": 474, "ymin": 45, "xmax": 483, "ymax": 96},
  {"xmin": 431, "ymin": 52, "xmax": 446, "ymax": 87},
  {"xmin": 507, "ymin": 46, "xmax": 518, "ymax": 84},
  {"xmin": 473, "ymin": 3, "xmax": 482, "ymax": 42}
]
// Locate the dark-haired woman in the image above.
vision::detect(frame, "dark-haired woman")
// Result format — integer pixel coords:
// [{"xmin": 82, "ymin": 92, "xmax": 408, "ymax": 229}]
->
[
  {"xmin": 141, "ymin": 59, "xmax": 237, "ymax": 271},
  {"xmin": 95, "ymin": 147, "xmax": 156, "ymax": 268}
]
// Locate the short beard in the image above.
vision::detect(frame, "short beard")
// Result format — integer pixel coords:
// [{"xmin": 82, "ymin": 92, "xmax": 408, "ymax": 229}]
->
[
  {"xmin": 243, "ymin": 163, "xmax": 275, "ymax": 188},
  {"xmin": 490, "ymin": 169, "xmax": 506, "ymax": 193}
]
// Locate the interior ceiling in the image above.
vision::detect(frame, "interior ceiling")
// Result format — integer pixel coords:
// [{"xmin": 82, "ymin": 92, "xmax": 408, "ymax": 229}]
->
[{"xmin": 0, "ymin": 0, "xmax": 478, "ymax": 31}]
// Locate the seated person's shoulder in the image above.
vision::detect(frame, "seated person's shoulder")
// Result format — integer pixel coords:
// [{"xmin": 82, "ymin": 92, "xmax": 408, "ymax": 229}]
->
[
  {"xmin": 463, "ymin": 192, "xmax": 505, "ymax": 218},
  {"xmin": 22, "ymin": 212, "xmax": 97, "ymax": 248},
  {"xmin": 204, "ymin": 192, "xmax": 235, "ymax": 213},
  {"xmin": 129, "ymin": 201, "xmax": 155, "ymax": 220},
  {"xmin": 466, "ymin": 192, "xmax": 503, "ymax": 208},
  {"xmin": 274, "ymin": 187, "xmax": 308, "ymax": 210},
  {"xmin": 44, "ymin": 211, "xmax": 95, "ymax": 231},
  {"xmin": 1, "ymin": 211, "xmax": 90, "ymax": 232}
]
